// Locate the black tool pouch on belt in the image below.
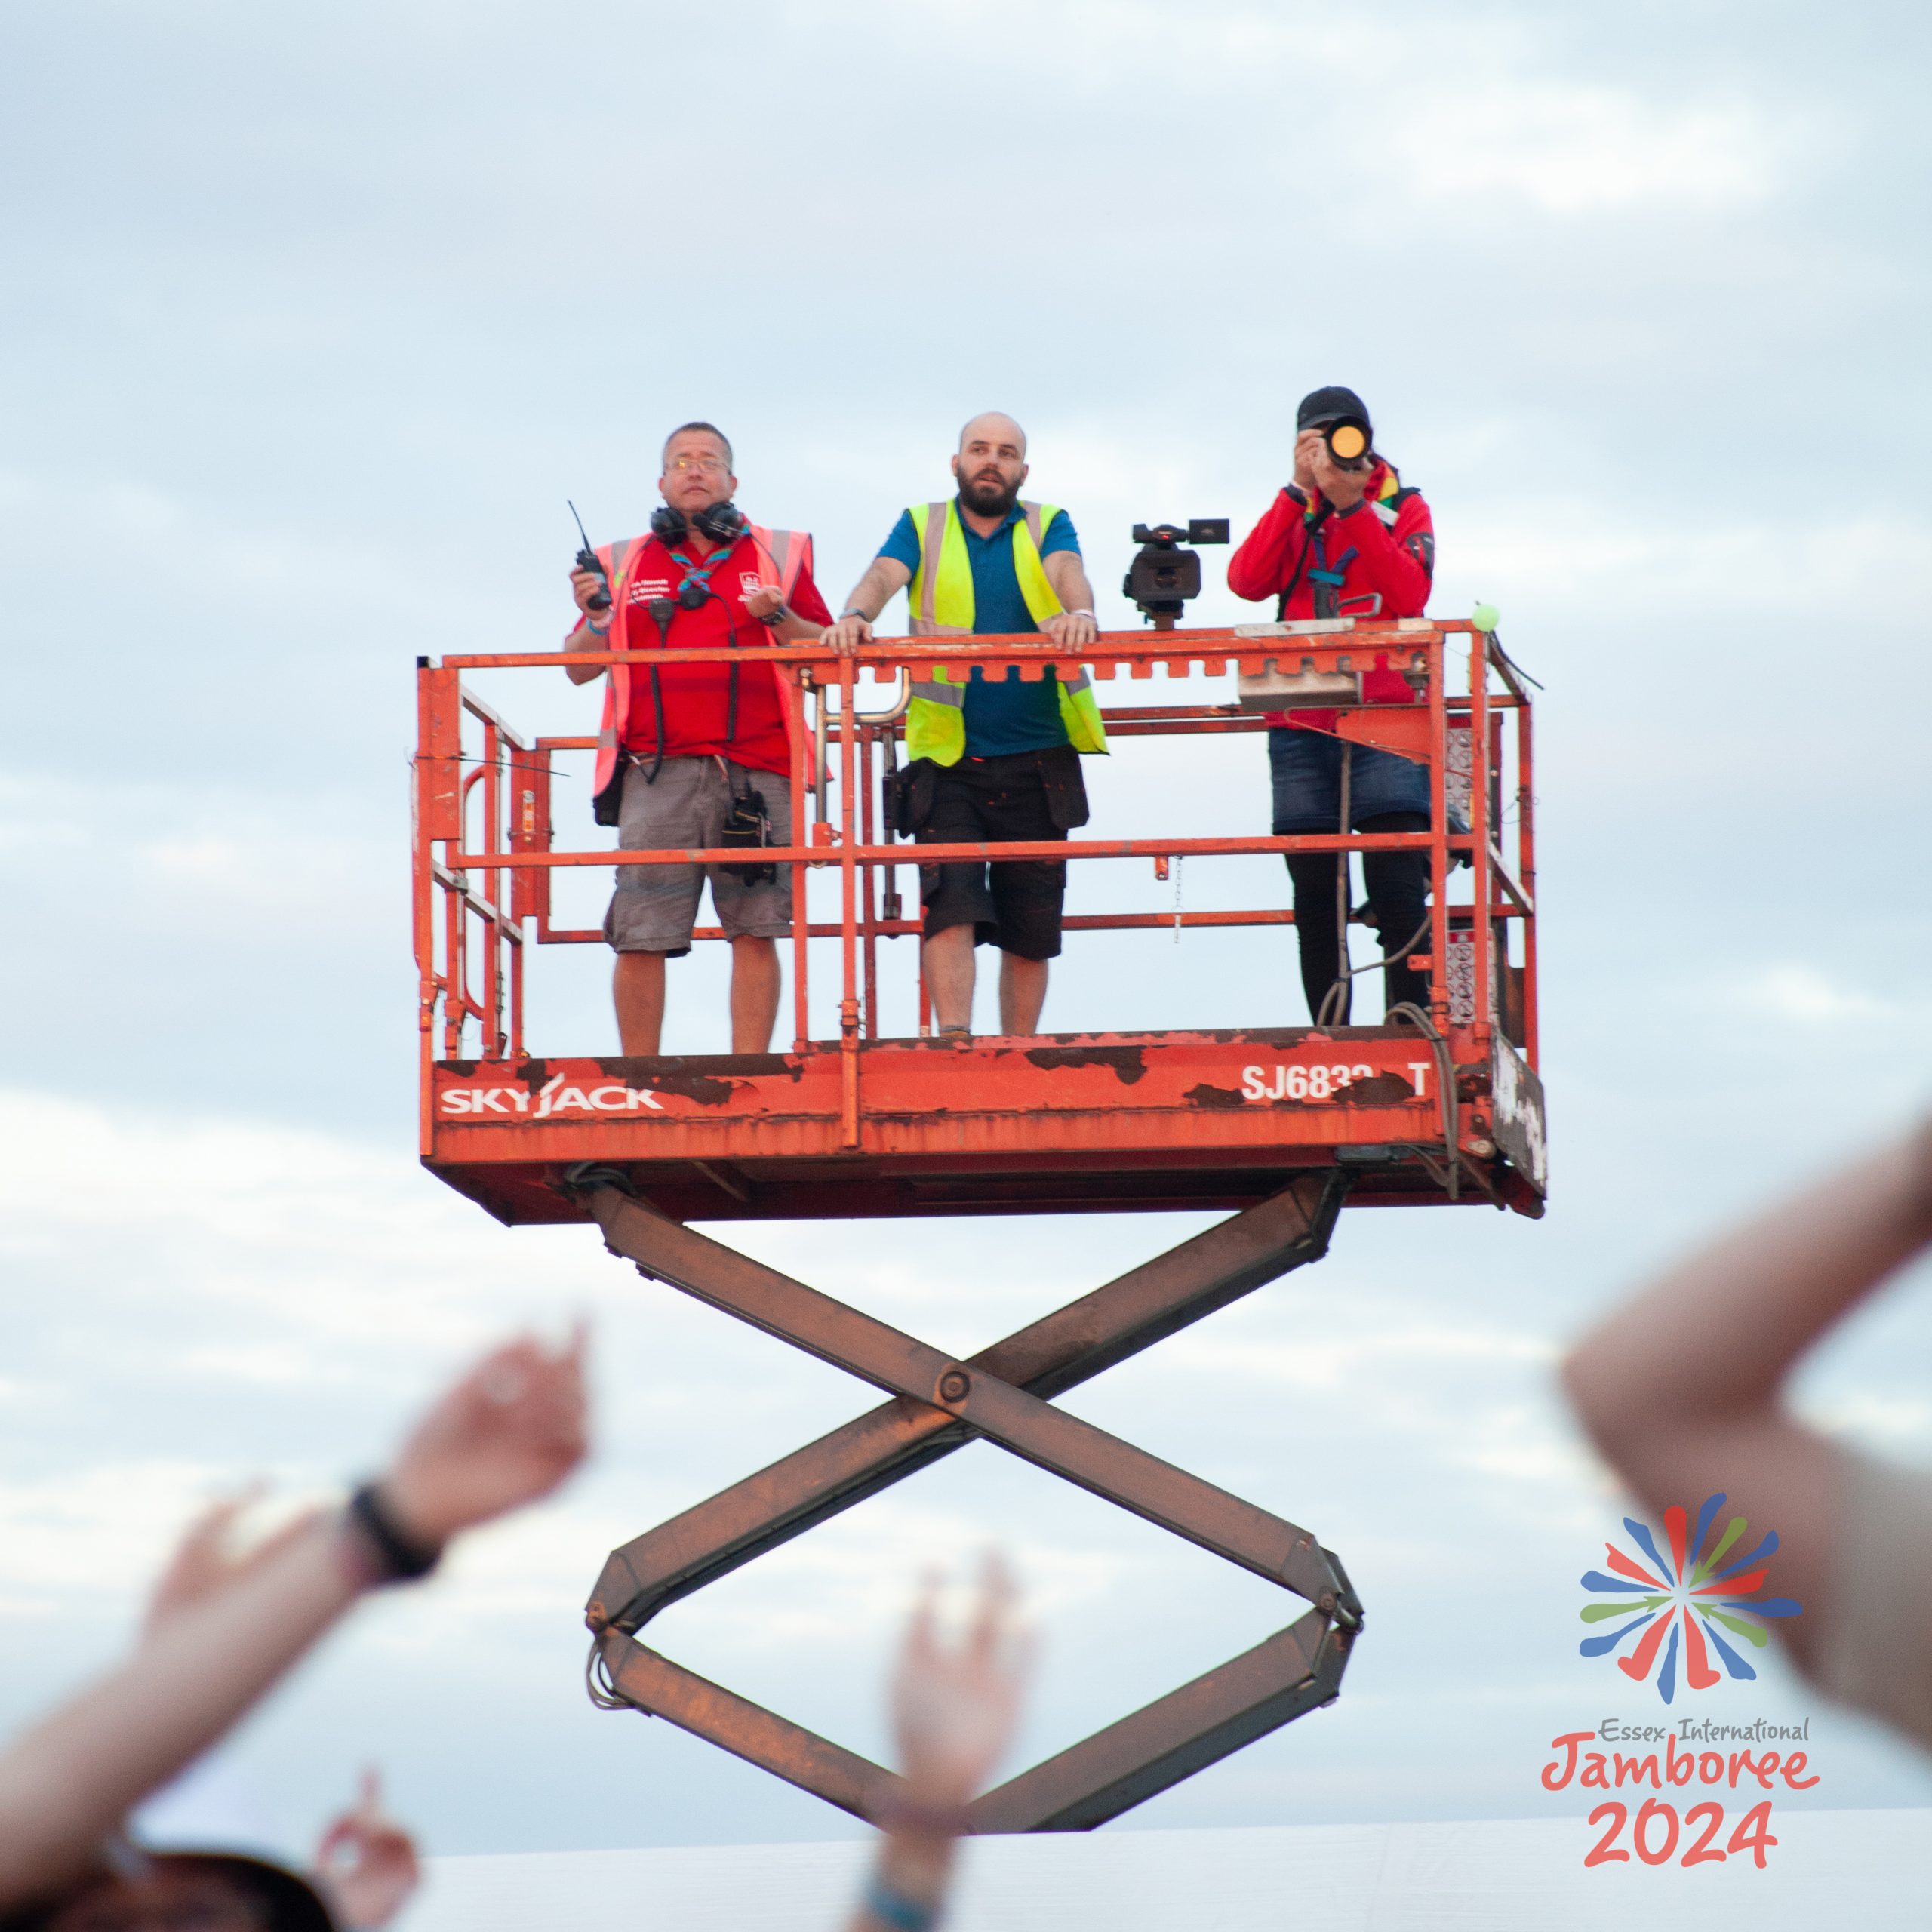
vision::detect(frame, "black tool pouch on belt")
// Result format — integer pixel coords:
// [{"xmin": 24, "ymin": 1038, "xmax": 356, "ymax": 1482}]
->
[
  {"xmin": 720, "ymin": 777, "xmax": 777, "ymax": 884},
  {"xmin": 883, "ymin": 758, "xmax": 938, "ymax": 838},
  {"xmin": 1035, "ymin": 743, "xmax": 1090, "ymax": 830}
]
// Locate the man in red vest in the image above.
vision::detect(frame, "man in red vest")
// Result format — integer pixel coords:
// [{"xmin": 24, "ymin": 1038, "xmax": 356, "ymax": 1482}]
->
[{"xmin": 565, "ymin": 423, "xmax": 832, "ymax": 1057}]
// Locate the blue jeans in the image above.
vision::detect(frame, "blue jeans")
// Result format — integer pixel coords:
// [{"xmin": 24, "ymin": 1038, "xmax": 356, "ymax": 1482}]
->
[{"xmin": 1267, "ymin": 728, "xmax": 1431, "ymax": 833}]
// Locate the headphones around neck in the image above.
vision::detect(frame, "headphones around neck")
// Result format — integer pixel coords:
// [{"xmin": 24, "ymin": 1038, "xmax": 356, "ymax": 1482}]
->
[{"xmin": 651, "ymin": 499, "xmax": 748, "ymax": 548}]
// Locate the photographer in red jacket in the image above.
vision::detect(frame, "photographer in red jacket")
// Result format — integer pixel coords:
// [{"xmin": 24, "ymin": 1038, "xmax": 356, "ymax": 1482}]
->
[{"xmin": 1228, "ymin": 387, "xmax": 1436, "ymax": 1025}]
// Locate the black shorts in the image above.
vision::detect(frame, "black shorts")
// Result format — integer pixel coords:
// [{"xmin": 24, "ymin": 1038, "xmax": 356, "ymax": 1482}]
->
[{"xmin": 916, "ymin": 752, "xmax": 1082, "ymax": 961}]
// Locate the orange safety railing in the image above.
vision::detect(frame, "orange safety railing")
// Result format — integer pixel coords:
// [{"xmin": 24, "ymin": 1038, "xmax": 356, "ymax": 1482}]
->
[{"xmin": 412, "ymin": 620, "xmax": 1536, "ymax": 1109}]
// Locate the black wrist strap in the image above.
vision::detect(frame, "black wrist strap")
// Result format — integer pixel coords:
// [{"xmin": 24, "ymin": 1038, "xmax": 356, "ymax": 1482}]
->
[{"xmin": 347, "ymin": 1482, "xmax": 441, "ymax": 1583}]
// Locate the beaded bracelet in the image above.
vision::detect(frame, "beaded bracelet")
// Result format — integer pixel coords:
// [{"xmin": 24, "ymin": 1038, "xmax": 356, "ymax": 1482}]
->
[{"xmin": 863, "ymin": 1872, "xmax": 937, "ymax": 1932}]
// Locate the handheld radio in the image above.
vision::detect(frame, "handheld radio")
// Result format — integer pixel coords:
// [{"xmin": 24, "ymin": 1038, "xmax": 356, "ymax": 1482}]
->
[{"xmin": 568, "ymin": 500, "xmax": 612, "ymax": 611}]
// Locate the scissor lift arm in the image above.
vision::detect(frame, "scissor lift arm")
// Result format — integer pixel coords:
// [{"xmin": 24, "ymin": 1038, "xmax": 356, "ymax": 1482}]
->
[{"xmin": 581, "ymin": 1171, "xmax": 1361, "ymax": 1832}]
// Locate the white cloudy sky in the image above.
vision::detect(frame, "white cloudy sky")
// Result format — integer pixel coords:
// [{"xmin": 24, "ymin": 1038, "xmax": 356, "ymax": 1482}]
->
[{"xmin": 3, "ymin": 0, "xmax": 1931, "ymax": 1869}]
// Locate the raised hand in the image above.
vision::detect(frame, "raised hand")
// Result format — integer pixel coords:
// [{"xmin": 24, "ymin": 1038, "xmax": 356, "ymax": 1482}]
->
[
  {"xmin": 891, "ymin": 1555, "xmax": 1031, "ymax": 1808},
  {"xmin": 1291, "ymin": 429, "xmax": 1324, "ymax": 496},
  {"xmin": 1309, "ymin": 438, "xmax": 1373, "ymax": 511},
  {"xmin": 313, "ymin": 1770, "xmax": 420, "ymax": 1932},
  {"xmin": 144, "ymin": 1491, "xmax": 325, "ymax": 1637},
  {"xmin": 380, "ymin": 1324, "xmax": 589, "ymax": 1550},
  {"xmin": 570, "ymin": 568, "xmax": 610, "ymax": 617}
]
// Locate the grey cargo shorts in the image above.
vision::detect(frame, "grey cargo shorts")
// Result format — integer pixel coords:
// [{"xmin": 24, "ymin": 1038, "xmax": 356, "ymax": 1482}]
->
[{"xmin": 604, "ymin": 755, "xmax": 793, "ymax": 958}]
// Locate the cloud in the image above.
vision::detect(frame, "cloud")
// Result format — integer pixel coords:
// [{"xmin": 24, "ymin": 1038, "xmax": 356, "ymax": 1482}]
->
[
  {"xmin": 0, "ymin": 1461, "xmax": 235, "ymax": 1607},
  {"xmin": 1740, "ymin": 965, "xmax": 1895, "ymax": 1026},
  {"xmin": 1171, "ymin": 1320, "xmax": 1555, "ymax": 1389},
  {"xmin": 1401, "ymin": 88, "xmax": 1782, "ymax": 213},
  {"xmin": 1449, "ymin": 506, "xmax": 1932, "ymax": 613},
  {"xmin": 0, "ymin": 466, "xmax": 441, "ymax": 625},
  {"xmin": 1809, "ymin": 1392, "xmax": 1932, "ymax": 1451}
]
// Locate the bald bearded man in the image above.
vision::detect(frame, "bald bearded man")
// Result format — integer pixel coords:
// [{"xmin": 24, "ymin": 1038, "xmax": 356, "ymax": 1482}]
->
[{"xmin": 826, "ymin": 413, "xmax": 1107, "ymax": 1039}]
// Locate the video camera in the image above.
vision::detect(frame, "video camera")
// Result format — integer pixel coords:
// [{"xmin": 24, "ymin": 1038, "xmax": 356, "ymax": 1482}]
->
[{"xmin": 1123, "ymin": 518, "xmax": 1229, "ymax": 630}]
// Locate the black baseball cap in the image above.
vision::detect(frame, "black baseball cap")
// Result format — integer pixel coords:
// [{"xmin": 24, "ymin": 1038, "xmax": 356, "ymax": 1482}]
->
[{"xmin": 1297, "ymin": 386, "xmax": 1372, "ymax": 433}]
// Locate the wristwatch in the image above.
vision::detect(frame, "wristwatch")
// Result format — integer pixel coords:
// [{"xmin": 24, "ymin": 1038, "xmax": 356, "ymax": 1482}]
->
[{"xmin": 758, "ymin": 601, "xmax": 789, "ymax": 627}]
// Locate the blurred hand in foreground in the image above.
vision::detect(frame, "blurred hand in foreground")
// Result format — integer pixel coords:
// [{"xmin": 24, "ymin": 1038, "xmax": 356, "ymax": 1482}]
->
[
  {"xmin": 0, "ymin": 1325, "xmax": 595, "ymax": 1917},
  {"xmin": 313, "ymin": 1770, "xmax": 420, "ymax": 1932},
  {"xmin": 891, "ymin": 1553, "xmax": 1031, "ymax": 1809},
  {"xmin": 381, "ymin": 1323, "xmax": 590, "ymax": 1549},
  {"xmin": 143, "ymin": 1491, "xmax": 325, "ymax": 1638}
]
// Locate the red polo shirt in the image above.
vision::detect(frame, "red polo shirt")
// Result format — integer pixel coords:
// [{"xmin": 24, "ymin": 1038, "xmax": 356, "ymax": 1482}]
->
[{"xmin": 613, "ymin": 534, "xmax": 832, "ymax": 775}]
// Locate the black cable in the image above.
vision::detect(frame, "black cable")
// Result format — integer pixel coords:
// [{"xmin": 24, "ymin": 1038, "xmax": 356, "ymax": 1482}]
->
[
  {"xmin": 1315, "ymin": 909, "xmax": 1432, "ymax": 1031},
  {"xmin": 641, "ymin": 600, "xmax": 675, "ymax": 785},
  {"xmin": 1334, "ymin": 743, "xmax": 1352, "ymax": 1011},
  {"xmin": 689, "ymin": 542, "xmax": 779, "ymax": 875},
  {"xmin": 743, "ymin": 525, "xmax": 789, "ymax": 592},
  {"xmin": 1386, "ymin": 1000, "xmax": 1460, "ymax": 1202},
  {"xmin": 720, "ymin": 575, "xmax": 742, "ymax": 749},
  {"xmin": 635, "ymin": 533, "xmax": 744, "ymax": 786},
  {"xmin": 586, "ymin": 1635, "xmax": 643, "ymax": 1714},
  {"xmin": 1490, "ymin": 630, "xmax": 1545, "ymax": 691},
  {"xmin": 1273, "ymin": 497, "xmax": 1332, "ymax": 622}
]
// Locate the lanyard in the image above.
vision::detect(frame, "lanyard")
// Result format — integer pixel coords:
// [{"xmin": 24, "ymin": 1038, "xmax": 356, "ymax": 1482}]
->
[{"xmin": 669, "ymin": 540, "xmax": 736, "ymax": 603}]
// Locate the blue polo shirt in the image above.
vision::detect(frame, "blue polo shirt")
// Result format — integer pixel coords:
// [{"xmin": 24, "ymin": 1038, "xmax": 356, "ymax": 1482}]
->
[{"xmin": 878, "ymin": 502, "xmax": 1081, "ymax": 757}]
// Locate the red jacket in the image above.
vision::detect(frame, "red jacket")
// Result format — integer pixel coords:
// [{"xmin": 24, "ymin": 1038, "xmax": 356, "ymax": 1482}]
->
[{"xmin": 1226, "ymin": 463, "xmax": 1435, "ymax": 728}]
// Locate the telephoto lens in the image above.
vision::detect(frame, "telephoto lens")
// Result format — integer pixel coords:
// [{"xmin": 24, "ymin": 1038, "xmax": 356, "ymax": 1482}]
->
[{"xmin": 1324, "ymin": 419, "xmax": 1370, "ymax": 465}]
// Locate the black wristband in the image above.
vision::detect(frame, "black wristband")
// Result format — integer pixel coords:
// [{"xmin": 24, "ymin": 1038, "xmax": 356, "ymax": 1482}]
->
[{"xmin": 346, "ymin": 1482, "xmax": 441, "ymax": 1584}]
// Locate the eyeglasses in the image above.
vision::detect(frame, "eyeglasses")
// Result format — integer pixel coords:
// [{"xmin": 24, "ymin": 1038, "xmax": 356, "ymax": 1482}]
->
[{"xmin": 666, "ymin": 455, "xmax": 727, "ymax": 475}]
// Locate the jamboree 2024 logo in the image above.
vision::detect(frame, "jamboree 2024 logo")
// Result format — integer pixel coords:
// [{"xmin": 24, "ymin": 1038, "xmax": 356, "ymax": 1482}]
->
[
  {"xmin": 1542, "ymin": 1493, "xmax": 1815, "ymax": 1870},
  {"xmin": 1581, "ymin": 1491, "xmax": 1801, "ymax": 1700}
]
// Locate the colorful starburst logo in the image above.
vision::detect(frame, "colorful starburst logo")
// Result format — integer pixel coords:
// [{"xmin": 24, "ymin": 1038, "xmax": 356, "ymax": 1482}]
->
[{"xmin": 1580, "ymin": 1493, "xmax": 1801, "ymax": 1703}]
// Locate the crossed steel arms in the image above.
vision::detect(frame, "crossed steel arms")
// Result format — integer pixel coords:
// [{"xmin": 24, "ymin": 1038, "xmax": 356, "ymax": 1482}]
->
[{"xmin": 579, "ymin": 1171, "xmax": 1363, "ymax": 1832}]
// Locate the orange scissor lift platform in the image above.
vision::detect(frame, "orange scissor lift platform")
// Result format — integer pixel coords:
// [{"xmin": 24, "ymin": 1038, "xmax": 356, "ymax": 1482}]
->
[
  {"xmin": 411, "ymin": 617, "xmax": 1544, "ymax": 1830},
  {"xmin": 415, "ymin": 620, "xmax": 1544, "ymax": 1226}
]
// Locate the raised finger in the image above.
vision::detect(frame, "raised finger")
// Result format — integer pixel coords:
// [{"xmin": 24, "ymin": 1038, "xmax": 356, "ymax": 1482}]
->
[
  {"xmin": 968, "ymin": 1550, "xmax": 1016, "ymax": 1660},
  {"xmin": 184, "ymin": 1487, "xmax": 257, "ymax": 1547},
  {"xmin": 509, "ymin": 1353, "xmax": 586, "ymax": 1447}
]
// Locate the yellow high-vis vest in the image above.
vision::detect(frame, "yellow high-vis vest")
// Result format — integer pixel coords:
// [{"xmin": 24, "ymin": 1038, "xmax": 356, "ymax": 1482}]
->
[{"xmin": 902, "ymin": 498, "xmax": 1109, "ymax": 767}]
